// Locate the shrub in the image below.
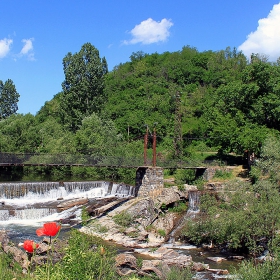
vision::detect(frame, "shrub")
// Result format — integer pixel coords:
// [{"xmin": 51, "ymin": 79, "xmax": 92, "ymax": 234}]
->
[
  {"xmin": 34, "ymin": 229, "xmax": 118, "ymax": 280},
  {"xmin": 113, "ymin": 211, "xmax": 133, "ymax": 227},
  {"xmin": 213, "ymin": 169, "xmax": 233, "ymax": 180},
  {"xmin": 157, "ymin": 229, "xmax": 166, "ymax": 237},
  {"xmin": 169, "ymin": 201, "xmax": 187, "ymax": 213}
]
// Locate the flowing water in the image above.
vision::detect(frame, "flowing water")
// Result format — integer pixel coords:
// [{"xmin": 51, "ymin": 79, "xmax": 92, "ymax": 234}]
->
[
  {"xmin": 0, "ymin": 180, "xmax": 135, "ymax": 242},
  {"xmin": 167, "ymin": 190, "xmax": 200, "ymax": 243},
  {"xmin": 165, "ymin": 190, "xmax": 241, "ymax": 279}
]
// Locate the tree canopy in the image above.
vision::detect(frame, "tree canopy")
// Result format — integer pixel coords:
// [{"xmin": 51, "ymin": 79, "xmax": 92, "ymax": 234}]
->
[
  {"xmin": 60, "ymin": 43, "xmax": 108, "ymax": 131},
  {"xmin": 0, "ymin": 79, "xmax": 20, "ymax": 119}
]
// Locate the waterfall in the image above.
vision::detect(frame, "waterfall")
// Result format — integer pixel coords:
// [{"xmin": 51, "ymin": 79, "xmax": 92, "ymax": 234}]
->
[
  {"xmin": 0, "ymin": 208, "xmax": 57, "ymax": 221},
  {"xmin": 0, "ymin": 181, "xmax": 135, "ymax": 223},
  {"xmin": 0, "ymin": 181, "xmax": 135, "ymax": 203},
  {"xmin": 167, "ymin": 190, "xmax": 200, "ymax": 244},
  {"xmin": 188, "ymin": 190, "xmax": 200, "ymax": 212}
]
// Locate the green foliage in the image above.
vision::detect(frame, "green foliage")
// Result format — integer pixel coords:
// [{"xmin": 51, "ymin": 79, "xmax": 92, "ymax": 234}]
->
[
  {"xmin": 2, "ymin": 45, "xmax": 280, "ymax": 186},
  {"xmin": 113, "ymin": 211, "xmax": 133, "ymax": 227},
  {"xmin": 182, "ymin": 136, "xmax": 280, "ymax": 255},
  {"xmin": 60, "ymin": 43, "xmax": 108, "ymax": 131},
  {"xmin": 0, "ymin": 251, "xmax": 23, "ymax": 279},
  {"xmin": 0, "ymin": 79, "xmax": 20, "ymax": 119},
  {"xmin": 234, "ymin": 252, "xmax": 280, "ymax": 280},
  {"xmin": 174, "ymin": 169, "xmax": 196, "ymax": 185},
  {"xmin": 34, "ymin": 229, "xmax": 117, "ymax": 280},
  {"xmin": 81, "ymin": 206, "xmax": 90, "ymax": 226},
  {"xmin": 213, "ymin": 169, "xmax": 233, "ymax": 180},
  {"xmin": 165, "ymin": 266, "xmax": 194, "ymax": 280},
  {"xmin": 157, "ymin": 229, "xmax": 166, "ymax": 237},
  {"xmin": 169, "ymin": 201, "xmax": 187, "ymax": 213}
]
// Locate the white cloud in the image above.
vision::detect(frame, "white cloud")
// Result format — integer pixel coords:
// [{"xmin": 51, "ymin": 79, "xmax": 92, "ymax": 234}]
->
[
  {"xmin": 20, "ymin": 38, "xmax": 35, "ymax": 60},
  {"xmin": 123, "ymin": 18, "xmax": 173, "ymax": 45},
  {"xmin": 238, "ymin": 3, "xmax": 280, "ymax": 61},
  {"xmin": 0, "ymin": 38, "xmax": 13, "ymax": 58}
]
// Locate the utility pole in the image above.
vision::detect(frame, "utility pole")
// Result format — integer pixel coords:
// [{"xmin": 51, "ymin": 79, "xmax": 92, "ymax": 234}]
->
[
  {"xmin": 144, "ymin": 125, "xmax": 148, "ymax": 165},
  {"xmin": 174, "ymin": 91, "xmax": 183, "ymax": 159},
  {"xmin": 152, "ymin": 123, "xmax": 157, "ymax": 167}
]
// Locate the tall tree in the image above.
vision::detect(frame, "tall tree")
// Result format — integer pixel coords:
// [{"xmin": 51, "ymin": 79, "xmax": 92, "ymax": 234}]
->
[
  {"xmin": 60, "ymin": 43, "xmax": 108, "ymax": 131},
  {"xmin": 0, "ymin": 79, "xmax": 20, "ymax": 119}
]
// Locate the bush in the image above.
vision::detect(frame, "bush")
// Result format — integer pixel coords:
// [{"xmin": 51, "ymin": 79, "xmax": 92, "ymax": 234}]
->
[
  {"xmin": 213, "ymin": 169, "xmax": 233, "ymax": 180},
  {"xmin": 113, "ymin": 211, "xmax": 133, "ymax": 227},
  {"xmin": 34, "ymin": 229, "xmax": 118, "ymax": 280},
  {"xmin": 169, "ymin": 201, "xmax": 187, "ymax": 213},
  {"xmin": 157, "ymin": 229, "xmax": 166, "ymax": 237}
]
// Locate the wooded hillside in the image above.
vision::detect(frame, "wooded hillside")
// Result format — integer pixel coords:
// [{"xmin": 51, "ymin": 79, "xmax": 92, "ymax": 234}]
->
[{"xmin": 1, "ymin": 43, "xmax": 280, "ymax": 180}]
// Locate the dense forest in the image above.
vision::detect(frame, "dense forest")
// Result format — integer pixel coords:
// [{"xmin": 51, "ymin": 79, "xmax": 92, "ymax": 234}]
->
[
  {"xmin": 0, "ymin": 43, "xmax": 280, "ymax": 181},
  {"xmin": 2, "ymin": 43, "xmax": 280, "ymax": 278}
]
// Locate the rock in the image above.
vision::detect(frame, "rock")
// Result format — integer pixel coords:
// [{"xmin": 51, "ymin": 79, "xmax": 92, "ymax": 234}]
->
[
  {"xmin": 115, "ymin": 253, "xmax": 139, "ymax": 276},
  {"xmin": 0, "ymin": 230, "xmax": 9, "ymax": 246},
  {"xmin": 141, "ymin": 260, "xmax": 164, "ymax": 278},
  {"xmin": 206, "ymin": 257, "xmax": 227, "ymax": 262},
  {"xmin": 154, "ymin": 188, "xmax": 181, "ymax": 208},
  {"xmin": 152, "ymin": 212, "xmax": 178, "ymax": 235},
  {"xmin": 207, "ymin": 268, "xmax": 229, "ymax": 275},
  {"xmin": 3, "ymin": 245, "xmax": 29, "ymax": 270},
  {"xmin": 192, "ymin": 262, "xmax": 209, "ymax": 271},
  {"xmin": 57, "ymin": 197, "xmax": 89, "ymax": 210},
  {"xmin": 125, "ymin": 198, "xmax": 157, "ymax": 228},
  {"xmin": 137, "ymin": 230, "xmax": 149, "ymax": 242},
  {"xmin": 115, "ymin": 253, "xmax": 165, "ymax": 279},
  {"xmin": 229, "ymin": 255, "xmax": 245, "ymax": 260}
]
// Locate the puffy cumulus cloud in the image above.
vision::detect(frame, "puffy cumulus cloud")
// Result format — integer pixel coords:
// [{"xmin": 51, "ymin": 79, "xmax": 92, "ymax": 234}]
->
[
  {"xmin": 0, "ymin": 38, "xmax": 13, "ymax": 58},
  {"xmin": 123, "ymin": 18, "xmax": 173, "ymax": 45},
  {"xmin": 238, "ymin": 3, "xmax": 280, "ymax": 61},
  {"xmin": 20, "ymin": 38, "xmax": 35, "ymax": 60}
]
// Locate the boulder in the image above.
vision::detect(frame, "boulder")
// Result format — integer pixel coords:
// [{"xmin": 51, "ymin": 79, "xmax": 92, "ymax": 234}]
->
[
  {"xmin": 207, "ymin": 256, "xmax": 227, "ymax": 262},
  {"xmin": 152, "ymin": 212, "xmax": 178, "ymax": 235}
]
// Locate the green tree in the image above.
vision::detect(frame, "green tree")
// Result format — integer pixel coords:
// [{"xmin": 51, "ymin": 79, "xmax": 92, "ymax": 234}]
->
[
  {"xmin": 60, "ymin": 43, "xmax": 108, "ymax": 131},
  {"xmin": 0, "ymin": 79, "xmax": 20, "ymax": 119}
]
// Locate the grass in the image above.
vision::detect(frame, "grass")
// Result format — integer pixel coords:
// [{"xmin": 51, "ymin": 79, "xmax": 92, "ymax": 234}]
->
[{"xmin": 112, "ymin": 211, "xmax": 133, "ymax": 227}]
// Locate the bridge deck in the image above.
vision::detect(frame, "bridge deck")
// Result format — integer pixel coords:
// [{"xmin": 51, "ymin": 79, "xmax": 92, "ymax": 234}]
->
[{"xmin": 0, "ymin": 152, "xmax": 208, "ymax": 169}]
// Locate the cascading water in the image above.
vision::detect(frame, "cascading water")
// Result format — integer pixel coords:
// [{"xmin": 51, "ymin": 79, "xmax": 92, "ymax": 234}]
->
[
  {"xmin": 187, "ymin": 190, "xmax": 200, "ymax": 212},
  {"xmin": 0, "ymin": 181, "xmax": 135, "ymax": 224},
  {"xmin": 167, "ymin": 190, "xmax": 200, "ymax": 244}
]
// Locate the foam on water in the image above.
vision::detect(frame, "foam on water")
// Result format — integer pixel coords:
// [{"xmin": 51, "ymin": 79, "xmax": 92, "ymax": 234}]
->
[
  {"xmin": 0, "ymin": 205, "xmax": 81, "ymax": 226},
  {"xmin": 1, "ymin": 187, "xmax": 106, "ymax": 206}
]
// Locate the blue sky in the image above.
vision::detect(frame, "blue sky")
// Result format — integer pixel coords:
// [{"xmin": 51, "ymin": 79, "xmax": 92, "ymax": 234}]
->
[{"xmin": 1, "ymin": 0, "xmax": 280, "ymax": 115}]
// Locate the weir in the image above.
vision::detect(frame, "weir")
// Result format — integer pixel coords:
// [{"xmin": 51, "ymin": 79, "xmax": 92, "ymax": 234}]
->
[
  {"xmin": 0, "ymin": 181, "xmax": 135, "ymax": 200},
  {"xmin": 0, "ymin": 181, "xmax": 135, "ymax": 223}
]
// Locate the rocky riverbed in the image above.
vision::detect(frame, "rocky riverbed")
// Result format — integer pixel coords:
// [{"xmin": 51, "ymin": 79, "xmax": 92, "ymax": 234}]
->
[
  {"xmin": 79, "ymin": 185, "xmax": 235, "ymax": 279},
  {"xmin": 1, "ymin": 184, "xmax": 240, "ymax": 279}
]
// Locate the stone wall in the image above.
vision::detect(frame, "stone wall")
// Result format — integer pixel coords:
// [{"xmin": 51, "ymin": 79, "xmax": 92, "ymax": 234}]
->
[{"xmin": 135, "ymin": 167, "xmax": 164, "ymax": 198}]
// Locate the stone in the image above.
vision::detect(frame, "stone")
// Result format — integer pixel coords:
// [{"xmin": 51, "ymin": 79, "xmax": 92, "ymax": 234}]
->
[
  {"xmin": 115, "ymin": 253, "xmax": 139, "ymax": 276},
  {"xmin": 192, "ymin": 262, "xmax": 209, "ymax": 271},
  {"xmin": 207, "ymin": 268, "xmax": 229, "ymax": 275},
  {"xmin": 206, "ymin": 256, "xmax": 227, "ymax": 262},
  {"xmin": 152, "ymin": 212, "xmax": 177, "ymax": 235}
]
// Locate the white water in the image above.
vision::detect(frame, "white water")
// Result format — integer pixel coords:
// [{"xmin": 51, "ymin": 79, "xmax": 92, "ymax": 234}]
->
[
  {"xmin": 0, "ymin": 181, "xmax": 135, "ymax": 224},
  {"xmin": 167, "ymin": 190, "xmax": 200, "ymax": 244},
  {"xmin": 1, "ymin": 186, "xmax": 107, "ymax": 206},
  {"xmin": 0, "ymin": 206, "xmax": 82, "ymax": 225}
]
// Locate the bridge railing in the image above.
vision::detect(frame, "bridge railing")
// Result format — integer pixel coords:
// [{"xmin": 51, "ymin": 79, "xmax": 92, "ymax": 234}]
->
[{"xmin": 0, "ymin": 152, "xmax": 226, "ymax": 168}]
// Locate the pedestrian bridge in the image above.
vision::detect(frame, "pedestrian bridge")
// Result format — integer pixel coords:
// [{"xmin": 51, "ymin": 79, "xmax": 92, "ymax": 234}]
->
[{"xmin": 0, "ymin": 152, "xmax": 209, "ymax": 170}]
